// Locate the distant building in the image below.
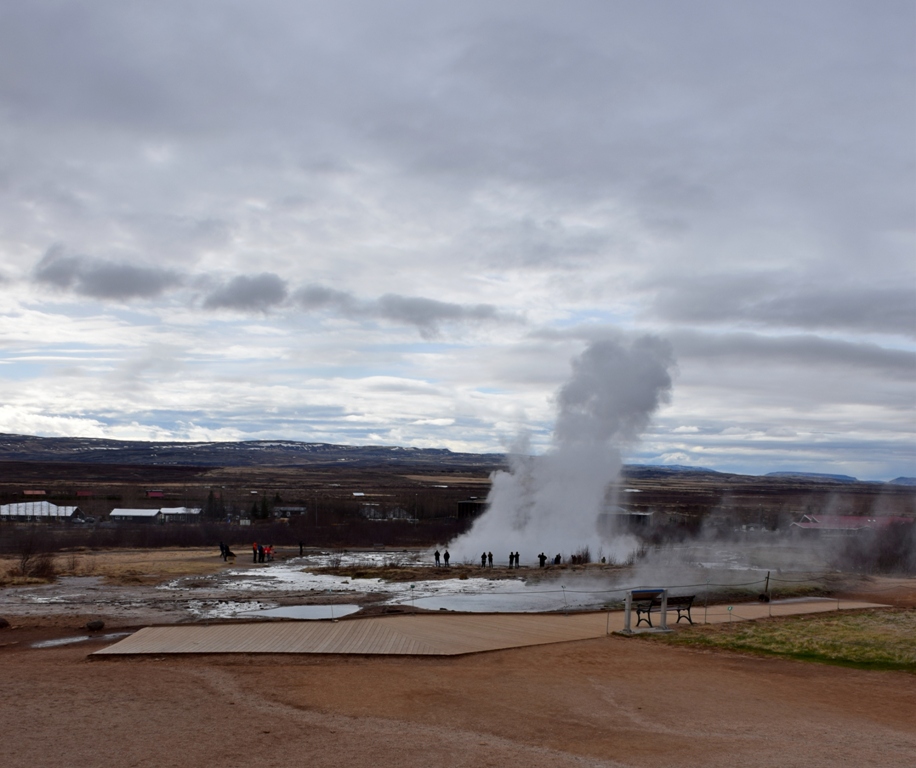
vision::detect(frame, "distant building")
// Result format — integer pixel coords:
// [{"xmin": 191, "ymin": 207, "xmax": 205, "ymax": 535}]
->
[
  {"xmin": 360, "ymin": 504, "xmax": 416, "ymax": 522},
  {"xmin": 274, "ymin": 506, "xmax": 307, "ymax": 517},
  {"xmin": 108, "ymin": 507, "xmax": 200, "ymax": 524},
  {"xmin": 0, "ymin": 501, "xmax": 82, "ymax": 522},
  {"xmin": 159, "ymin": 507, "xmax": 201, "ymax": 523},
  {"xmin": 23, "ymin": 490, "xmax": 46, "ymax": 496},
  {"xmin": 109, "ymin": 508, "xmax": 162, "ymax": 523},
  {"xmin": 457, "ymin": 499, "xmax": 487, "ymax": 518},
  {"xmin": 145, "ymin": 490, "xmax": 164, "ymax": 499}
]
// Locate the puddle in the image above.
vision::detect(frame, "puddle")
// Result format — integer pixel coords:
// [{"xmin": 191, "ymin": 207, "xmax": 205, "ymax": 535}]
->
[
  {"xmin": 31, "ymin": 632, "xmax": 131, "ymax": 649},
  {"xmin": 241, "ymin": 604, "xmax": 362, "ymax": 620}
]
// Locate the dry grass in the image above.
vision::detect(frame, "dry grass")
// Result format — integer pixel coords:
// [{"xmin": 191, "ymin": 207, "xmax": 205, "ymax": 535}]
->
[
  {"xmin": 0, "ymin": 547, "xmax": 231, "ymax": 586},
  {"xmin": 647, "ymin": 608, "xmax": 916, "ymax": 672}
]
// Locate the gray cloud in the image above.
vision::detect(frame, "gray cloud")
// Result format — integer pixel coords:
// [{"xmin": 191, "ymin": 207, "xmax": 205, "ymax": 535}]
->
[
  {"xmin": 293, "ymin": 285, "xmax": 359, "ymax": 313},
  {"xmin": 293, "ymin": 284, "xmax": 518, "ymax": 338},
  {"xmin": 202, "ymin": 273, "xmax": 289, "ymax": 312},
  {"xmin": 668, "ymin": 331, "xmax": 916, "ymax": 381},
  {"xmin": 33, "ymin": 246, "xmax": 182, "ymax": 299},
  {"xmin": 375, "ymin": 294, "xmax": 505, "ymax": 338},
  {"xmin": 647, "ymin": 275, "xmax": 916, "ymax": 338}
]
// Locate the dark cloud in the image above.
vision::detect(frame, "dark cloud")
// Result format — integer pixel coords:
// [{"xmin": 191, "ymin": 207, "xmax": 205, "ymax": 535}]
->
[
  {"xmin": 292, "ymin": 284, "xmax": 517, "ymax": 338},
  {"xmin": 375, "ymin": 294, "xmax": 505, "ymax": 339},
  {"xmin": 293, "ymin": 285, "xmax": 358, "ymax": 312},
  {"xmin": 33, "ymin": 246, "xmax": 181, "ymax": 299},
  {"xmin": 202, "ymin": 273, "xmax": 288, "ymax": 312}
]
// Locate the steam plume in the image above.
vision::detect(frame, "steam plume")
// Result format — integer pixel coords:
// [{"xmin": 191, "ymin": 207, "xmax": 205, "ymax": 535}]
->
[{"xmin": 449, "ymin": 336, "xmax": 674, "ymax": 562}]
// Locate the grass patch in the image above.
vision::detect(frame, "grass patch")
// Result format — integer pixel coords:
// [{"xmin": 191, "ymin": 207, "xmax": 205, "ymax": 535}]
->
[
  {"xmin": 646, "ymin": 609, "xmax": 916, "ymax": 672},
  {"xmin": 0, "ymin": 547, "xmax": 230, "ymax": 586}
]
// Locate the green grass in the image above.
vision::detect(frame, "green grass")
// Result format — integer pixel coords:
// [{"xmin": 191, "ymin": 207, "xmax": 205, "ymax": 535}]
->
[{"xmin": 645, "ymin": 609, "xmax": 916, "ymax": 672}]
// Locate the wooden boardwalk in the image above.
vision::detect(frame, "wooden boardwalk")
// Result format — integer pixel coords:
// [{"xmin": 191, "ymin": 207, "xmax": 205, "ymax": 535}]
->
[
  {"xmin": 93, "ymin": 599, "xmax": 887, "ymax": 658},
  {"xmin": 93, "ymin": 612, "xmax": 611, "ymax": 657}
]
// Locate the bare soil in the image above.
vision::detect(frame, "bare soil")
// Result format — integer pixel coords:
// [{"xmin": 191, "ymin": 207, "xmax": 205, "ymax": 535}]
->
[{"xmin": 0, "ymin": 626, "xmax": 913, "ymax": 768}]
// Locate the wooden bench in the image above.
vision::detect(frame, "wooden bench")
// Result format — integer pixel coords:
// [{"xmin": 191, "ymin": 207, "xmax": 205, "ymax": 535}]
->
[{"xmin": 633, "ymin": 591, "xmax": 695, "ymax": 627}]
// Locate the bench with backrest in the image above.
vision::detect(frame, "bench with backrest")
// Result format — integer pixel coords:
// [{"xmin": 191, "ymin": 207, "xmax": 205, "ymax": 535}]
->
[{"xmin": 632, "ymin": 590, "xmax": 695, "ymax": 627}]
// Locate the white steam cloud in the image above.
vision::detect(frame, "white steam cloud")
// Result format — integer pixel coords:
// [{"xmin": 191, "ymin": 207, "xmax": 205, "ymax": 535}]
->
[{"xmin": 448, "ymin": 336, "xmax": 674, "ymax": 563}]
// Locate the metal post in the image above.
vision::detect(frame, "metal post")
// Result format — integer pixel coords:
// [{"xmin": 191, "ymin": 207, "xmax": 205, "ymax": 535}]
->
[
  {"xmin": 623, "ymin": 591, "xmax": 632, "ymax": 633},
  {"xmin": 660, "ymin": 589, "xmax": 669, "ymax": 631}
]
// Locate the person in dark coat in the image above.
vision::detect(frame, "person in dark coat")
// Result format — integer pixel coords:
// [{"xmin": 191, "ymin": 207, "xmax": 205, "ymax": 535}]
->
[
  {"xmin": 443, "ymin": 550, "xmax": 450, "ymax": 567},
  {"xmin": 434, "ymin": 549, "xmax": 441, "ymax": 567},
  {"xmin": 481, "ymin": 552, "xmax": 487, "ymax": 567},
  {"xmin": 487, "ymin": 551, "xmax": 493, "ymax": 567},
  {"xmin": 257, "ymin": 544, "xmax": 265, "ymax": 563}
]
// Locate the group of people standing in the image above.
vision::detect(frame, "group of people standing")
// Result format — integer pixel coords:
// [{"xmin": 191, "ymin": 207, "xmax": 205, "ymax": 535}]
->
[
  {"xmin": 433, "ymin": 549, "xmax": 450, "ymax": 566},
  {"xmin": 251, "ymin": 542, "xmax": 273, "ymax": 563}
]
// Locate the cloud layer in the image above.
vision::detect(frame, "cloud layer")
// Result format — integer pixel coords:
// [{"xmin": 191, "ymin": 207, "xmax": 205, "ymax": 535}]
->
[{"xmin": 0, "ymin": 2, "xmax": 913, "ymax": 479}]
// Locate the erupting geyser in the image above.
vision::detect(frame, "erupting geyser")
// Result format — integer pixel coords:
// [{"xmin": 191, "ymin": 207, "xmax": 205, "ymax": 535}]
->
[{"xmin": 449, "ymin": 336, "xmax": 674, "ymax": 563}]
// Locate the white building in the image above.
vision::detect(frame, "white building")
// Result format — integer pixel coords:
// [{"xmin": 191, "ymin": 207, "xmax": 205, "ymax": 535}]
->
[
  {"xmin": 0, "ymin": 501, "xmax": 83, "ymax": 522},
  {"xmin": 159, "ymin": 507, "xmax": 201, "ymax": 523},
  {"xmin": 109, "ymin": 508, "xmax": 162, "ymax": 523}
]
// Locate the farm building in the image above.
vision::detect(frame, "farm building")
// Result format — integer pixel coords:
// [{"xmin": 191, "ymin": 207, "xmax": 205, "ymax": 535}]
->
[
  {"xmin": 108, "ymin": 507, "xmax": 201, "ymax": 523},
  {"xmin": 159, "ymin": 507, "xmax": 201, "ymax": 523},
  {"xmin": 109, "ymin": 508, "xmax": 162, "ymax": 523},
  {"xmin": 0, "ymin": 501, "xmax": 83, "ymax": 522}
]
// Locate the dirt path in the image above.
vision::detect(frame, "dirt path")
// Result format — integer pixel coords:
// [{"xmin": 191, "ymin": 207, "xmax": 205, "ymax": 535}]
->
[{"xmin": 1, "ymin": 631, "xmax": 913, "ymax": 768}]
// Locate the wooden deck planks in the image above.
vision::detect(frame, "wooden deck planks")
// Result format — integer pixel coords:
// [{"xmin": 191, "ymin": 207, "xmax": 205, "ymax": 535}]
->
[
  {"xmin": 93, "ymin": 600, "xmax": 889, "ymax": 658},
  {"xmin": 94, "ymin": 612, "xmax": 611, "ymax": 657}
]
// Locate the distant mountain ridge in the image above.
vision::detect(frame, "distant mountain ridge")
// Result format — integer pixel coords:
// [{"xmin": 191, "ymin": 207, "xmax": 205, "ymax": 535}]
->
[
  {"xmin": 0, "ymin": 433, "xmax": 906, "ymax": 485},
  {"xmin": 0, "ymin": 433, "xmax": 504, "ymax": 470},
  {"xmin": 766, "ymin": 471, "xmax": 858, "ymax": 483}
]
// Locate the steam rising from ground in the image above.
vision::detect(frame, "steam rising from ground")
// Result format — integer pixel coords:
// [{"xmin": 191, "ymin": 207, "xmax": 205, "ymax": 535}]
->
[{"xmin": 449, "ymin": 336, "xmax": 674, "ymax": 563}]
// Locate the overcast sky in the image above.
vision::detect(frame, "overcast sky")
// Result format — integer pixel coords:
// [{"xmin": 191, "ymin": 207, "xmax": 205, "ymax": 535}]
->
[{"xmin": 0, "ymin": 1, "xmax": 913, "ymax": 480}]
